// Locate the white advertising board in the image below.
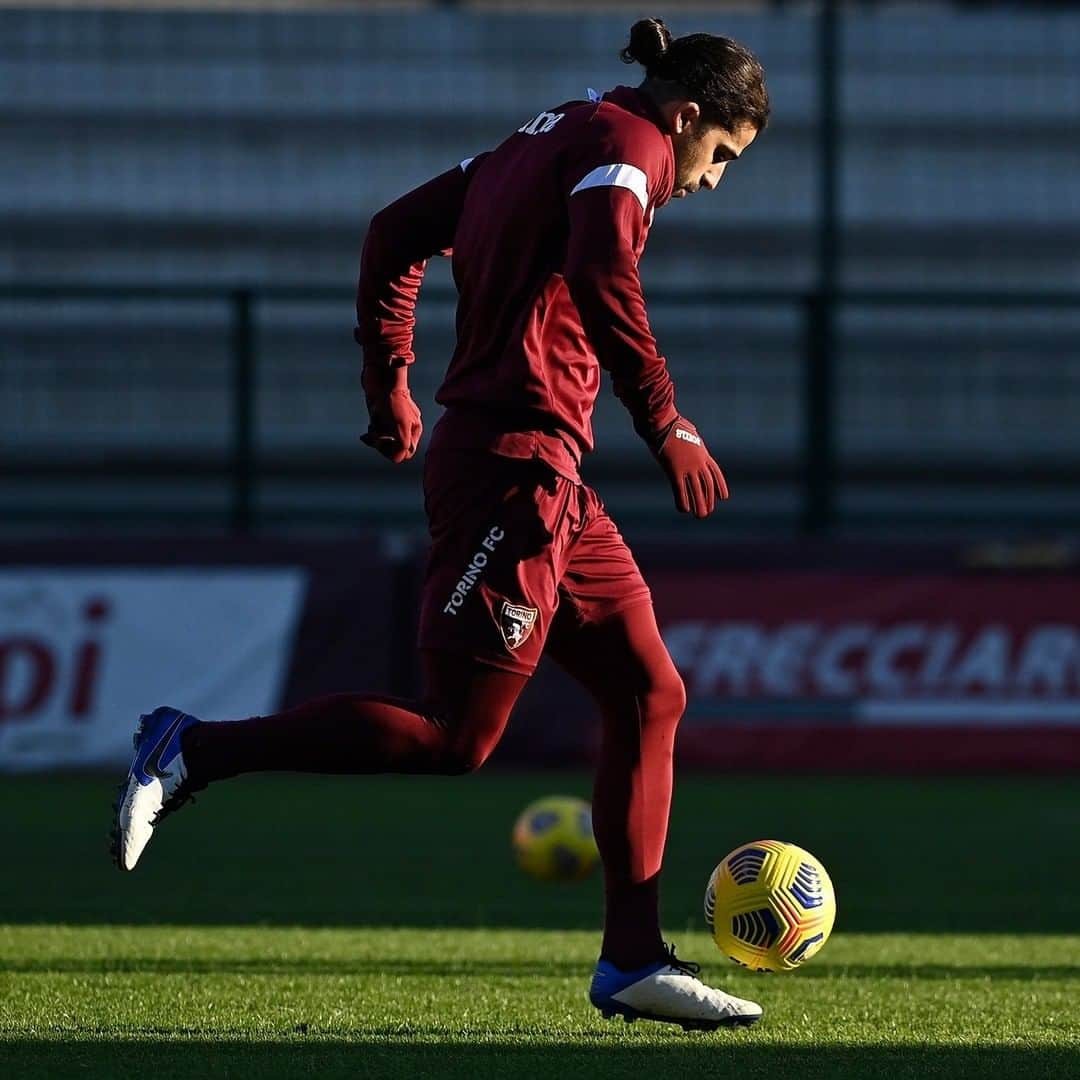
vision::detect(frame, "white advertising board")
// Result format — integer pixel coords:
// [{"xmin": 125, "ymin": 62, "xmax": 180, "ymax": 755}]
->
[{"xmin": 0, "ymin": 569, "xmax": 307, "ymax": 770}]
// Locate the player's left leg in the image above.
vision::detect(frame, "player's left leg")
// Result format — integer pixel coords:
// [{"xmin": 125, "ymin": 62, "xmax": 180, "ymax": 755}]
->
[
  {"xmin": 111, "ymin": 650, "xmax": 527, "ymax": 871},
  {"xmin": 178, "ymin": 649, "xmax": 526, "ymax": 782},
  {"xmin": 113, "ymin": 450, "xmax": 570, "ymax": 873}
]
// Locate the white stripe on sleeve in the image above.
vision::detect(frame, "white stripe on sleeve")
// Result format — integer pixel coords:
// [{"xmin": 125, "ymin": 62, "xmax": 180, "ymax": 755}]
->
[
  {"xmin": 570, "ymin": 163, "xmax": 649, "ymax": 212},
  {"xmin": 459, "ymin": 157, "xmax": 475, "ymax": 172}
]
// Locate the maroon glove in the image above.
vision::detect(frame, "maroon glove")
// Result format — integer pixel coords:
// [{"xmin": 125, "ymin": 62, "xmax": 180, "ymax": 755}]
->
[
  {"xmin": 653, "ymin": 416, "xmax": 729, "ymax": 518},
  {"xmin": 361, "ymin": 364, "xmax": 422, "ymax": 464}
]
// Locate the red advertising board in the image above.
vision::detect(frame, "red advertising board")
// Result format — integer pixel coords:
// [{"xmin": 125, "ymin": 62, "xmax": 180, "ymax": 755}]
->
[
  {"xmin": 652, "ymin": 572, "xmax": 1080, "ymax": 771},
  {"xmin": 3, "ymin": 537, "xmax": 1077, "ymax": 772}
]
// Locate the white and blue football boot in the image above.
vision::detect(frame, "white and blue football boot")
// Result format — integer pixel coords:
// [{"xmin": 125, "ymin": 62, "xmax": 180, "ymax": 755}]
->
[
  {"xmin": 590, "ymin": 943, "xmax": 763, "ymax": 1031},
  {"xmin": 110, "ymin": 706, "xmax": 201, "ymax": 872}
]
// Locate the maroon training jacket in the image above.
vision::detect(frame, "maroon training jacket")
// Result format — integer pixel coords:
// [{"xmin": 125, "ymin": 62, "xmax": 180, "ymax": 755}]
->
[{"xmin": 356, "ymin": 85, "xmax": 680, "ymax": 480}]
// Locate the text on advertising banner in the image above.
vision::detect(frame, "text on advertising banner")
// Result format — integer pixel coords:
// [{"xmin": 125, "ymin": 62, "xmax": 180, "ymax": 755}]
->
[{"xmin": 0, "ymin": 569, "xmax": 307, "ymax": 770}]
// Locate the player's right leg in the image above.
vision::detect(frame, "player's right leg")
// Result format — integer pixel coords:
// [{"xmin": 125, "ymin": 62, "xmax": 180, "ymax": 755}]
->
[
  {"xmin": 111, "ymin": 651, "xmax": 527, "ymax": 871},
  {"xmin": 545, "ymin": 592, "xmax": 762, "ymax": 1030}
]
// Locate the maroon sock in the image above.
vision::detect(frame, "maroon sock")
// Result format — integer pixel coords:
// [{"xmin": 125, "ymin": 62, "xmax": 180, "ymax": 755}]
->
[
  {"xmin": 591, "ymin": 689, "xmax": 675, "ymax": 969},
  {"xmin": 181, "ymin": 652, "xmax": 527, "ymax": 785},
  {"xmin": 598, "ymin": 872, "xmax": 663, "ymax": 971},
  {"xmin": 545, "ymin": 603, "xmax": 684, "ymax": 971}
]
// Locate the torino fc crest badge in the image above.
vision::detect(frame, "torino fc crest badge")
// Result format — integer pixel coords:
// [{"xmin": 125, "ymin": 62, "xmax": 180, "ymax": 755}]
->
[{"xmin": 499, "ymin": 600, "xmax": 538, "ymax": 651}]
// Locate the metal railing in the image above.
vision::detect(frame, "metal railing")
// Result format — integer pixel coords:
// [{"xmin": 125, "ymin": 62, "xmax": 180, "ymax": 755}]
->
[{"xmin": 4, "ymin": 281, "xmax": 1079, "ymax": 534}]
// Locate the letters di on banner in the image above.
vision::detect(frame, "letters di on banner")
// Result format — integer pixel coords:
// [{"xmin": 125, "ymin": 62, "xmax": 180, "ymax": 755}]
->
[
  {"xmin": 0, "ymin": 570, "xmax": 307, "ymax": 770},
  {"xmin": 652, "ymin": 572, "xmax": 1080, "ymax": 728}
]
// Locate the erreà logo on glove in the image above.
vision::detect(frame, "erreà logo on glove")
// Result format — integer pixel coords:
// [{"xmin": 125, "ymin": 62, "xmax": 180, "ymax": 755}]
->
[
  {"xmin": 675, "ymin": 427, "xmax": 702, "ymax": 446},
  {"xmin": 499, "ymin": 601, "xmax": 538, "ymax": 651}
]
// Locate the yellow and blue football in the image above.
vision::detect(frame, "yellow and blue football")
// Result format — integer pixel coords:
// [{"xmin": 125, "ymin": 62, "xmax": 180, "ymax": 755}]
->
[
  {"xmin": 705, "ymin": 840, "xmax": 836, "ymax": 971},
  {"xmin": 512, "ymin": 795, "xmax": 599, "ymax": 882}
]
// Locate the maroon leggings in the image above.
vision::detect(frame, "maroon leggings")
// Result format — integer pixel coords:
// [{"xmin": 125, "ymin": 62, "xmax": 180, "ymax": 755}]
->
[{"xmin": 182, "ymin": 601, "xmax": 684, "ymax": 969}]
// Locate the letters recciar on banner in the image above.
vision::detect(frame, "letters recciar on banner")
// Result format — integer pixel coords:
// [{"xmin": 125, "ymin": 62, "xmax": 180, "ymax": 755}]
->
[{"xmin": 653, "ymin": 572, "xmax": 1080, "ymax": 728}]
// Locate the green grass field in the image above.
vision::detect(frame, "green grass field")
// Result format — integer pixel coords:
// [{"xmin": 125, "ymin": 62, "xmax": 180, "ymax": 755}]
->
[{"xmin": 0, "ymin": 772, "xmax": 1077, "ymax": 1078}]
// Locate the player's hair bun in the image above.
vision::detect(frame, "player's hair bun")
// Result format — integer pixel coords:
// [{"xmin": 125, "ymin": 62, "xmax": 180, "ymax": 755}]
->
[{"xmin": 620, "ymin": 18, "xmax": 672, "ymax": 69}]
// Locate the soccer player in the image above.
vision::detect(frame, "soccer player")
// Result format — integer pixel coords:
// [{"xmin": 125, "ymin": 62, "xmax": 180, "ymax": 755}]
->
[{"xmin": 112, "ymin": 18, "xmax": 769, "ymax": 1031}]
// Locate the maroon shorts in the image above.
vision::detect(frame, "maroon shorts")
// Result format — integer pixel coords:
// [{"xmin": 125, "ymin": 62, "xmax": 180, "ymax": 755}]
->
[{"xmin": 418, "ymin": 450, "xmax": 652, "ymax": 675}]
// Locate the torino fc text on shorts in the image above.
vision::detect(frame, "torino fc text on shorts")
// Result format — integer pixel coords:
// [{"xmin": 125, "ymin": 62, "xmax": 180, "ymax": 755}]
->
[{"xmin": 419, "ymin": 450, "xmax": 652, "ymax": 674}]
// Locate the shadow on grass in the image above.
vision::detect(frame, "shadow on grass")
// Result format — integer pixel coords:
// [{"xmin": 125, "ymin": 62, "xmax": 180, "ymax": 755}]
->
[
  {"xmin": 5, "ymin": 772, "xmax": 1080, "ymax": 934},
  {"xmin": 1, "ymin": 957, "xmax": 1075, "ymax": 981},
  {"xmin": 0, "ymin": 1040, "xmax": 1075, "ymax": 1080}
]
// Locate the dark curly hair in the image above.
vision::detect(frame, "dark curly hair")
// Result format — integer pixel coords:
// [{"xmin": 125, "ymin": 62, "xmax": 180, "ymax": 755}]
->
[{"xmin": 621, "ymin": 17, "xmax": 770, "ymax": 132}]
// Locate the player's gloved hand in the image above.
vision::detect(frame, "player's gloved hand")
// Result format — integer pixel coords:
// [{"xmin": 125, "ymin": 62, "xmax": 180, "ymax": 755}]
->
[
  {"xmin": 652, "ymin": 415, "xmax": 729, "ymax": 519},
  {"xmin": 361, "ymin": 363, "xmax": 422, "ymax": 464}
]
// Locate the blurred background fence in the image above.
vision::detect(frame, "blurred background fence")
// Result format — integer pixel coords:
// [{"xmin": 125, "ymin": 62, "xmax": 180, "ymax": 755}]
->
[
  {"xmin": 3, "ymin": 1, "xmax": 1080, "ymax": 535},
  {"xmin": 3, "ymin": 3, "xmax": 1080, "ymax": 772}
]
